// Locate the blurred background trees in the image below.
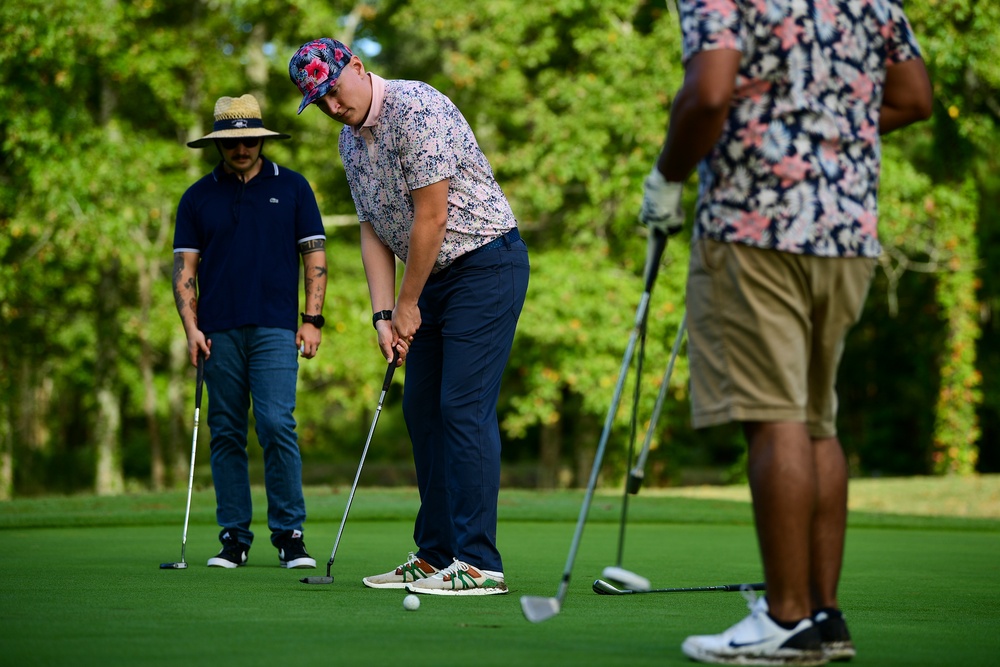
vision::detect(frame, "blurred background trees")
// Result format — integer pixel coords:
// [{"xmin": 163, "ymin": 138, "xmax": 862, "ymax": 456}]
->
[{"xmin": 1, "ymin": 0, "xmax": 996, "ymax": 499}]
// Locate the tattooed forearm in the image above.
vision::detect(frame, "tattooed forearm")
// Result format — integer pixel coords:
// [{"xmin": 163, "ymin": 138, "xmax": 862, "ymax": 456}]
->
[
  {"xmin": 302, "ymin": 248, "xmax": 328, "ymax": 316},
  {"xmin": 172, "ymin": 253, "xmax": 199, "ymax": 329}
]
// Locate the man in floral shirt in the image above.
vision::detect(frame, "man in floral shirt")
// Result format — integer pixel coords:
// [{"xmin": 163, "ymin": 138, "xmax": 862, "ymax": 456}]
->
[
  {"xmin": 289, "ymin": 38, "xmax": 529, "ymax": 597},
  {"xmin": 639, "ymin": 0, "xmax": 932, "ymax": 663}
]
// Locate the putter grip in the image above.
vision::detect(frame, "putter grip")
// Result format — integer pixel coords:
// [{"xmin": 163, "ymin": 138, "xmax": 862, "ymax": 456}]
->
[
  {"xmin": 381, "ymin": 349, "xmax": 401, "ymax": 391},
  {"xmin": 643, "ymin": 228, "xmax": 667, "ymax": 292},
  {"xmin": 195, "ymin": 353, "xmax": 205, "ymax": 408}
]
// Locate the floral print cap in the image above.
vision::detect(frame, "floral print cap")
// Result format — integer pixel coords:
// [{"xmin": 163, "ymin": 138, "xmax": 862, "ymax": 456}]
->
[{"xmin": 289, "ymin": 38, "xmax": 354, "ymax": 115}]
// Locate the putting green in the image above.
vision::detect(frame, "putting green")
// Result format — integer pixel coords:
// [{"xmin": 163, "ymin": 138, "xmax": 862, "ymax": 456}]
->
[{"xmin": 0, "ymin": 485, "xmax": 997, "ymax": 666}]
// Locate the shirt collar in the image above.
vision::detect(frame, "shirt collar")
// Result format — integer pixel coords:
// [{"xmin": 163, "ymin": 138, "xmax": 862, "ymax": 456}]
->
[{"xmin": 350, "ymin": 73, "xmax": 386, "ymax": 138}]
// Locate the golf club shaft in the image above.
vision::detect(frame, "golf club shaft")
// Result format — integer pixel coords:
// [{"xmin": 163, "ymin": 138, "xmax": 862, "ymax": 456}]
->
[
  {"xmin": 324, "ymin": 351, "xmax": 399, "ymax": 567},
  {"xmin": 179, "ymin": 353, "xmax": 205, "ymax": 564},
  {"xmin": 628, "ymin": 314, "xmax": 687, "ymax": 493},
  {"xmin": 549, "ymin": 229, "xmax": 668, "ymax": 607},
  {"xmin": 593, "ymin": 579, "xmax": 765, "ymax": 595}
]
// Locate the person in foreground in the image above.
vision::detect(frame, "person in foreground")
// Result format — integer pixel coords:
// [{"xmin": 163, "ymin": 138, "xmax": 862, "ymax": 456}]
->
[
  {"xmin": 639, "ymin": 1, "xmax": 932, "ymax": 664},
  {"xmin": 173, "ymin": 94, "xmax": 328, "ymax": 570},
  {"xmin": 289, "ymin": 39, "xmax": 529, "ymax": 596}
]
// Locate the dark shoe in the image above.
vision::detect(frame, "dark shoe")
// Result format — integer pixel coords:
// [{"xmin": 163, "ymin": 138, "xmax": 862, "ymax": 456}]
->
[
  {"xmin": 275, "ymin": 530, "xmax": 316, "ymax": 569},
  {"xmin": 814, "ymin": 608, "xmax": 856, "ymax": 662},
  {"xmin": 207, "ymin": 531, "xmax": 249, "ymax": 568}
]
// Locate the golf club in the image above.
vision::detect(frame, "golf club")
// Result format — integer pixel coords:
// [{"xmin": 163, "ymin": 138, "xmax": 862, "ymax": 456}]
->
[
  {"xmin": 301, "ymin": 348, "xmax": 400, "ymax": 585},
  {"xmin": 593, "ymin": 579, "xmax": 766, "ymax": 595},
  {"xmin": 160, "ymin": 352, "xmax": 205, "ymax": 570},
  {"xmin": 627, "ymin": 313, "xmax": 687, "ymax": 495},
  {"xmin": 521, "ymin": 228, "xmax": 668, "ymax": 623},
  {"xmin": 600, "ymin": 317, "xmax": 687, "ymax": 591}
]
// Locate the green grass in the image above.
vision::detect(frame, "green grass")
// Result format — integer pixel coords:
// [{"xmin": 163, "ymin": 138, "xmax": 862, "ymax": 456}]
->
[{"xmin": 1, "ymin": 478, "xmax": 999, "ymax": 666}]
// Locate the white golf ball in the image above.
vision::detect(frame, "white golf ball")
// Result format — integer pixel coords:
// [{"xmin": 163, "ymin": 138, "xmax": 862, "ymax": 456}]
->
[{"xmin": 403, "ymin": 594, "xmax": 421, "ymax": 611}]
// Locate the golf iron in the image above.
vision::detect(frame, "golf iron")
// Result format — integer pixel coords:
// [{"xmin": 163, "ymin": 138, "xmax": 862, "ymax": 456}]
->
[
  {"xmin": 521, "ymin": 228, "xmax": 668, "ymax": 623},
  {"xmin": 160, "ymin": 352, "xmax": 205, "ymax": 570},
  {"xmin": 593, "ymin": 579, "xmax": 765, "ymax": 595},
  {"xmin": 301, "ymin": 349, "xmax": 400, "ymax": 585}
]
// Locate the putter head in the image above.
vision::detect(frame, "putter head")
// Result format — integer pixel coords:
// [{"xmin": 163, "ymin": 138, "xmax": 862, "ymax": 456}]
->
[
  {"xmin": 300, "ymin": 576, "xmax": 334, "ymax": 585},
  {"xmin": 520, "ymin": 595, "xmax": 561, "ymax": 623},
  {"xmin": 159, "ymin": 562, "xmax": 188, "ymax": 570},
  {"xmin": 592, "ymin": 579, "xmax": 624, "ymax": 595},
  {"xmin": 601, "ymin": 566, "xmax": 650, "ymax": 592}
]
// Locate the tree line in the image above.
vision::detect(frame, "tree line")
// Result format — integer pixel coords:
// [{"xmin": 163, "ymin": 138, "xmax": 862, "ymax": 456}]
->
[{"xmin": 1, "ymin": 0, "xmax": 997, "ymax": 499}]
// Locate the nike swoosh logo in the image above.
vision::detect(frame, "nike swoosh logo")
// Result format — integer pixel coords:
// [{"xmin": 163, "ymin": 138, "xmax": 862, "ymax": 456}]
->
[{"xmin": 729, "ymin": 638, "xmax": 773, "ymax": 649}]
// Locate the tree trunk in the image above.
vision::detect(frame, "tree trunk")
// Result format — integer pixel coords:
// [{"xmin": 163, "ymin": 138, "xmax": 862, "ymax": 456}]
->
[
  {"xmin": 94, "ymin": 260, "xmax": 124, "ymax": 496},
  {"xmin": 536, "ymin": 392, "xmax": 563, "ymax": 489},
  {"xmin": 0, "ymin": 397, "xmax": 12, "ymax": 500}
]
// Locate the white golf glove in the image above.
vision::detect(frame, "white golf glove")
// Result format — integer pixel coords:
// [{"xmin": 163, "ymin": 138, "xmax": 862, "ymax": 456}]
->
[{"xmin": 638, "ymin": 166, "xmax": 684, "ymax": 236}]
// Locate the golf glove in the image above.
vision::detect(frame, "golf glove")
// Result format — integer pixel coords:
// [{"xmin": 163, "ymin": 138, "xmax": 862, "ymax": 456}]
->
[{"xmin": 638, "ymin": 166, "xmax": 684, "ymax": 236}]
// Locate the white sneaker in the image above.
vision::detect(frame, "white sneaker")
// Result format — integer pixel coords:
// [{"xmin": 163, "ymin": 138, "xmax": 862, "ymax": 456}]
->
[
  {"xmin": 362, "ymin": 551, "xmax": 440, "ymax": 589},
  {"xmin": 681, "ymin": 591, "xmax": 826, "ymax": 665},
  {"xmin": 405, "ymin": 558, "xmax": 508, "ymax": 596}
]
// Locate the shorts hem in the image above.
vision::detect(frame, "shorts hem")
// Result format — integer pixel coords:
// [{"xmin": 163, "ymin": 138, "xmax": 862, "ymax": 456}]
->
[{"xmin": 692, "ymin": 405, "xmax": 806, "ymax": 429}]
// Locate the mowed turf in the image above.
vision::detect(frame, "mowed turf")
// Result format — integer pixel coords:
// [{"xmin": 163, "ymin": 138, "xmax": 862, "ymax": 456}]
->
[{"xmin": 1, "ymin": 484, "xmax": 998, "ymax": 666}]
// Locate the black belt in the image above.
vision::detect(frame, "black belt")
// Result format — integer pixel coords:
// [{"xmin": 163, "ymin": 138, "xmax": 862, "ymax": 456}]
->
[{"xmin": 443, "ymin": 228, "xmax": 521, "ymax": 274}]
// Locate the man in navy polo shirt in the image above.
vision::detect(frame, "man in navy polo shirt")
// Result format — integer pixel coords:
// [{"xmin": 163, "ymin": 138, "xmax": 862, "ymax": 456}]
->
[{"xmin": 172, "ymin": 94, "xmax": 327, "ymax": 570}]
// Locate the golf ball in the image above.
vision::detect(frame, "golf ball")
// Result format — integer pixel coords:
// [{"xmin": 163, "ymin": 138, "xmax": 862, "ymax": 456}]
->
[{"xmin": 403, "ymin": 594, "xmax": 420, "ymax": 611}]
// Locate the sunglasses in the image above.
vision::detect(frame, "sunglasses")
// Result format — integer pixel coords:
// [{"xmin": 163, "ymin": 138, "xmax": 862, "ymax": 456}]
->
[{"xmin": 219, "ymin": 137, "xmax": 261, "ymax": 149}]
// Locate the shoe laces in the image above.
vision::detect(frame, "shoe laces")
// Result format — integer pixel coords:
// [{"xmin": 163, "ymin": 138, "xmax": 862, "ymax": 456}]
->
[
  {"xmin": 403, "ymin": 551, "xmax": 420, "ymax": 566},
  {"xmin": 437, "ymin": 558, "xmax": 470, "ymax": 578},
  {"xmin": 741, "ymin": 584, "xmax": 765, "ymax": 616}
]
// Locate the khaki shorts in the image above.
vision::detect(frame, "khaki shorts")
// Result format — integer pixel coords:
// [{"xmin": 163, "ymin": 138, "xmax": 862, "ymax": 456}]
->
[{"xmin": 686, "ymin": 239, "xmax": 875, "ymax": 438}]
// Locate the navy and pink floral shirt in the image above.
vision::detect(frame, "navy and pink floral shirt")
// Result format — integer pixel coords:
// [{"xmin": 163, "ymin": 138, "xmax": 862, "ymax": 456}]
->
[
  {"xmin": 339, "ymin": 75, "xmax": 517, "ymax": 272},
  {"xmin": 681, "ymin": 0, "xmax": 923, "ymax": 257}
]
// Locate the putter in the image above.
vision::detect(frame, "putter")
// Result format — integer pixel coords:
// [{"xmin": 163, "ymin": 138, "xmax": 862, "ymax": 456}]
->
[
  {"xmin": 601, "ymin": 317, "xmax": 687, "ymax": 591},
  {"xmin": 160, "ymin": 352, "xmax": 205, "ymax": 570},
  {"xmin": 521, "ymin": 228, "xmax": 668, "ymax": 623},
  {"xmin": 301, "ymin": 349, "xmax": 400, "ymax": 585},
  {"xmin": 627, "ymin": 314, "xmax": 687, "ymax": 495},
  {"xmin": 593, "ymin": 579, "xmax": 766, "ymax": 595},
  {"xmin": 606, "ymin": 265, "xmax": 663, "ymax": 592}
]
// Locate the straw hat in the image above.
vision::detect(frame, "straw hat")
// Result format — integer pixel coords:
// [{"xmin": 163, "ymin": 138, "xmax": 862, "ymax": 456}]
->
[{"xmin": 187, "ymin": 94, "xmax": 290, "ymax": 148}]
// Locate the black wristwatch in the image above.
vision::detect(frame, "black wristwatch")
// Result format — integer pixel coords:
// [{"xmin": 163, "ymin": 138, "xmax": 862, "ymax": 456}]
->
[
  {"xmin": 301, "ymin": 313, "xmax": 325, "ymax": 329},
  {"xmin": 372, "ymin": 310, "xmax": 393, "ymax": 329}
]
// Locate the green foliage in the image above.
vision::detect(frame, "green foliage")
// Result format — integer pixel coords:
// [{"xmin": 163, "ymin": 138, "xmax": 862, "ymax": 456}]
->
[{"xmin": 1, "ymin": 0, "xmax": 998, "ymax": 496}]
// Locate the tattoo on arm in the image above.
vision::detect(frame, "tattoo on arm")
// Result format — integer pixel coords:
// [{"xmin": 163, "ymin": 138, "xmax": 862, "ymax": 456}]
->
[{"xmin": 299, "ymin": 238, "xmax": 326, "ymax": 255}]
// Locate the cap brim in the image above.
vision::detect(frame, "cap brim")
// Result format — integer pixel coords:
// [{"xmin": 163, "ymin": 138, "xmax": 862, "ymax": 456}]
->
[{"xmin": 296, "ymin": 79, "xmax": 336, "ymax": 115}]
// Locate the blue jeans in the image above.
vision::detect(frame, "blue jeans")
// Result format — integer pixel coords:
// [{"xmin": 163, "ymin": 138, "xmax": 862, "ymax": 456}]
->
[
  {"xmin": 203, "ymin": 327, "xmax": 305, "ymax": 549},
  {"xmin": 404, "ymin": 233, "xmax": 529, "ymax": 573}
]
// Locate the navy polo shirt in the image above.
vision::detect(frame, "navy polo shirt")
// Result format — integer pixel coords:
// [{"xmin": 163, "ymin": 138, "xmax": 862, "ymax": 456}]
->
[{"xmin": 173, "ymin": 157, "xmax": 324, "ymax": 334}]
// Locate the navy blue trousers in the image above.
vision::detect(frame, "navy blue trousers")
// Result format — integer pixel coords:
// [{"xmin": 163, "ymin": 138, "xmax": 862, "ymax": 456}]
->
[{"xmin": 403, "ymin": 232, "xmax": 529, "ymax": 573}]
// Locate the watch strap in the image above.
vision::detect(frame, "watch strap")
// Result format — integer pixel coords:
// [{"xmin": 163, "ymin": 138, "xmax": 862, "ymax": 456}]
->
[{"xmin": 372, "ymin": 310, "xmax": 393, "ymax": 328}]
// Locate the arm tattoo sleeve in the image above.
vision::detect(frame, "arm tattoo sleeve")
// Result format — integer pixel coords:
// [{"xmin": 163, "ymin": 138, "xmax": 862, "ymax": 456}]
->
[{"xmin": 298, "ymin": 238, "xmax": 326, "ymax": 255}]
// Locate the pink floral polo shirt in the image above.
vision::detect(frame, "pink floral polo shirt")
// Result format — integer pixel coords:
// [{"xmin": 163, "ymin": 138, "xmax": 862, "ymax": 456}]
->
[
  {"xmin": 681, "ymin": 0, "xmax": 923, "ymax": 257},
  {"xmin": 338, "ymin": 74, "xmax": 517, "ymax": 272}
]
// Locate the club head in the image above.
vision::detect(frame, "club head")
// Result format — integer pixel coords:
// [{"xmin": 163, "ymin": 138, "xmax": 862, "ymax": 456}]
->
[
  {"xmin": 520, "ymin": 595, "xmax": 561, "ymax": 623},
  {"xmin": 159, "ymin": 562, "xmax": 188, "ymax": 570},
  {"xmin": 626, "ymin": 469, "xmax": 644, "ymax": 495},
  {"xmin": 592, "ymin": 579, "xmax": 625, "ymax": 595},
  {"xmin": 300, "ymin": 576, "xmax": 334, "ymax": 585},
  {"xmin": 601, "ymin": 566, "xmax": 650, "ymax": 592}
]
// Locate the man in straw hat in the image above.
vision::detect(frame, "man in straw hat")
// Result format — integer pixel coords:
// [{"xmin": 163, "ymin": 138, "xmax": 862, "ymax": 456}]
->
[
  {"xmin": 289, "ymin": 39, "xmax": 529, "ymax": 596},
  {"xmin": 172, "ymin": 94, "xmax": 327, "ymax": 570}
]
